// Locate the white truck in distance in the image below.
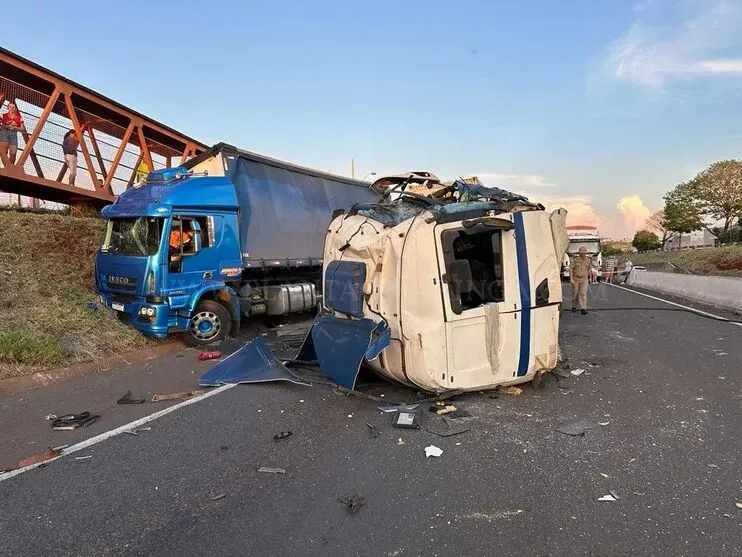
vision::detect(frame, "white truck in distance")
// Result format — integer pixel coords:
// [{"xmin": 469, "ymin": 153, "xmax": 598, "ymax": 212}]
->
[{"xmin": 561, "ymin": 225, "xmax": 602, "ymax": 281}]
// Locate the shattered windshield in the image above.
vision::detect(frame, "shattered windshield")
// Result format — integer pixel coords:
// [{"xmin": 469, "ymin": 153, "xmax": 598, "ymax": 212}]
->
[
  {"xmin": 567, "ymin": 240, "xmax": 600, "ymax": 255},
  {"xmin": 102, "ymin": 218, "xmax": 164, "ymax": 256}
]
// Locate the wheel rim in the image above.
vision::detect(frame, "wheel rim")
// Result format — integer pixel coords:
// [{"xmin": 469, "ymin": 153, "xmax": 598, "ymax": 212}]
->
[{"xmin": 190, "ymin": 311, "xmax": 222, "ymax": 341}]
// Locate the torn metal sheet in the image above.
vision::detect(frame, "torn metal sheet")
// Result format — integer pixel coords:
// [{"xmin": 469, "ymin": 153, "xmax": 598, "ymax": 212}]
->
[
  {"xmin": 199, "ymin": 336, "xmax": 310, "ymax": 387},
  {"xmin": 296, "ymin": 315, "xmax": 391, "ymax": 390}
]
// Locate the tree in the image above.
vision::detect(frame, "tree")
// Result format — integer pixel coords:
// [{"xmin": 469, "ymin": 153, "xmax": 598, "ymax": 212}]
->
[
  {"xmin": 632, "ymin": 230, "xmax": 661, "ymax": 252},
  {"xmin": 662, "ymin": 181, "xmax": 703, "ymax": 249},
  {"xmin": 644, "ymin": 210, "xmax": 673, "ymax": 246},
  {"xmin": 690, "ymin": 160, "xmax": 742, "ymax": 233},
  {"xmin": 602, "ymin": 241, "xmax": 625, "ymax": 257}
]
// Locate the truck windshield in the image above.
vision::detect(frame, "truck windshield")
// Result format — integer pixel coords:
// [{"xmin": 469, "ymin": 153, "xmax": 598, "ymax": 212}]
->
[
  {"xmin": 102, "ymin": 218, "xmax": 164, "ymax": 256},
  {"xmin": 567, "ymin": 240, "xmax": 600, "ymax": 255}
]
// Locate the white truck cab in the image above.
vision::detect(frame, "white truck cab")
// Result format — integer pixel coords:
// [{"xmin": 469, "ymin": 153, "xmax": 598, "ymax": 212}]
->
[{"xmin": 561, "ymin": 226, "xmax": 602, "ymax": 281}]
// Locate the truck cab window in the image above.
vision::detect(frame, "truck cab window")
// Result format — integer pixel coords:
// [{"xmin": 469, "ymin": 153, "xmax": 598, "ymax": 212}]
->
[{"xmin": 443, "ymin": 228, "xmax": 504, "ymax": 314}]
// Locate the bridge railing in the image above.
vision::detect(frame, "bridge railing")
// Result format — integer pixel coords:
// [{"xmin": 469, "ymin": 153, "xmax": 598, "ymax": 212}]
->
[{"xmin": 0, "ymin": 48, "xmax": 206, "ymax": 206}]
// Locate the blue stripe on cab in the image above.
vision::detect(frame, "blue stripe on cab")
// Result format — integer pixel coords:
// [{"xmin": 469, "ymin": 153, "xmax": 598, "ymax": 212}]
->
[{"xmin": 513, "ymin": 212, "xmax": 531, "ymax": 377}]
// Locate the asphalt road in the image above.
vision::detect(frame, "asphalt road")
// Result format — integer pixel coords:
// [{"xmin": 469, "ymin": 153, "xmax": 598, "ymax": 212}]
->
[{"xmin": 1, "ymin": 283, "xmax": 741, "ymax": 556}]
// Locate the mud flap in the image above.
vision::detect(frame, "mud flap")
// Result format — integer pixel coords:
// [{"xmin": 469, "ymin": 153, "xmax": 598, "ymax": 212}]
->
[
  {"xmin": 199, "ymin": 336, "xmax": 310, "ymax": 387},
  {"xmin": 296, "ymin": 315, "xmax": 391, "ymax": 390}
]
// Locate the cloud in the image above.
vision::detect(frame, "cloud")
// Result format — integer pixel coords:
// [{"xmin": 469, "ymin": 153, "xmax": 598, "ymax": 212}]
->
[
  {"xmin": 617, "ymin": 195, "xmax": 652, "ymax": 231},
  {"xmin": 474, "ymin": 173, "xmax": 555, "ymax": 188},
  {"xmin": 601, "ymin": 0, "xmax": 742, "ymax": 89}
]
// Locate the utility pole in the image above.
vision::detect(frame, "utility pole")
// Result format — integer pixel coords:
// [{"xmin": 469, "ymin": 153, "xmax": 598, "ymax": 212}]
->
[{"xmin": 351, "ymin": 159, "xmax": 355, "ymax": 179}]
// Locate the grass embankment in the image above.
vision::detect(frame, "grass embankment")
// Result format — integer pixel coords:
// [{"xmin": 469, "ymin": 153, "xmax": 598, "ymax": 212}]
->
[
  {"xmin": 632, "ymin": 246, "xmax": 742, "ymax": 277},
  {"xmin": 0, "ymin": 210, "xmax": 151, "ymax": 379}
]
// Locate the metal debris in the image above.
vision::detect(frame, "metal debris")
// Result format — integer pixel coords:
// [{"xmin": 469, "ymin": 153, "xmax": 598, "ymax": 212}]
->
[
  {"xmin": 393, "ymin": 410, "xmax": 420, "ymax": 429},
  {"xmin": 257, "ymin": 467, "xmax": 286, "ymax": 474},
  {"xmin": 152, "ymin": 390, "xmax": 205, "ymax": 402},
  {"xmin": 366, "ymin": 422, "xmax": 381, "ymax": 439}
]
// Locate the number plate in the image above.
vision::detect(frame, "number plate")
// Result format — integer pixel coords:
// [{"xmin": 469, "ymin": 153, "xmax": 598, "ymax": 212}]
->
[{"xmin": 112, "ymin": 303, "xmax": 125, "ymax": 312}]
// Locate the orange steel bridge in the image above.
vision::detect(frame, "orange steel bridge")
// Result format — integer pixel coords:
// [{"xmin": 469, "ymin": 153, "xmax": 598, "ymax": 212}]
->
[{"xmin": 0, "ymin": 47, "xmax": 207, "ymax": 207}]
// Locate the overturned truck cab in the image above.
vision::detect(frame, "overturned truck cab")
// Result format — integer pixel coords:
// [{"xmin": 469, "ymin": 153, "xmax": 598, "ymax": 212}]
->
[{"xmin": 305, "ymin": 176, "xmax": 569, "ymax": 392}]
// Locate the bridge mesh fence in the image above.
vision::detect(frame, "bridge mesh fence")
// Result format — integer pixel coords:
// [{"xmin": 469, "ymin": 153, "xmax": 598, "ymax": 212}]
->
[{"xmin": 0, "ymin": 76, "xmax": 185, "ymax": 207}]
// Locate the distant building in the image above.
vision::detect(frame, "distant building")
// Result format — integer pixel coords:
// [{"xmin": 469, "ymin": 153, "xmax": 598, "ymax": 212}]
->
[{"xmin": 663, "ymin": 230, "xmax": 716, "ymax": 250}]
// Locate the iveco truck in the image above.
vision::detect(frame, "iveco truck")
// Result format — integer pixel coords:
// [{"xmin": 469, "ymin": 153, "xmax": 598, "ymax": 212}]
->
[{"xmin": 95, "ymin": 143, "xmax": 378, "ymax": 346}]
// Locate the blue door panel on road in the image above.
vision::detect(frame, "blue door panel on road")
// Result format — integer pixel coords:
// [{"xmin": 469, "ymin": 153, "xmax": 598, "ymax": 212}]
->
[{"xmin": 199, "ymin": 336, "xmax": 309, "ymax": 387}]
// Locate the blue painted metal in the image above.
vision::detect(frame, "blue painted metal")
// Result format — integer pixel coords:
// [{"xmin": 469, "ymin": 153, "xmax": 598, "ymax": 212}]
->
[
  {"xmin": 513, "ymin": 212, "xmax": 531, "ymax": 377},
  {"xmin": 324, "ymin": 260, "xmax": 367, "ymax": 318},
  {"xmin": 199, "ymin": 336, "xmax": 310, "ymax": 387},
  {"xmin": 296, "ymin": 315, "xmax": 391, "ymax": 390}
]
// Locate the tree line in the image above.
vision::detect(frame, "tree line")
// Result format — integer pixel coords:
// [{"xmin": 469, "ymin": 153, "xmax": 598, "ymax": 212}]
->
[{"xmin": 631, "ymin": 160, "xmax": 742, "ymax": 252}]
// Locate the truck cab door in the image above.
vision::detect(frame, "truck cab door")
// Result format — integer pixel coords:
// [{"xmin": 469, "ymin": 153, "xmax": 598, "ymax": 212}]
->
[
  {"xmin": 434, "ymin": 217, "xmax": 521, "ymax": 389},
  {"xmin": 165, "ymin": 215, "xmax": 216, "ymax": 308}
]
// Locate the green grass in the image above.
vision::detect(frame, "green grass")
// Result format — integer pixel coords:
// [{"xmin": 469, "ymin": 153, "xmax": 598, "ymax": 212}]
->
[
  {"xmin": 0, "ymin": 211, "xmax": 153, "ymax": 379},
  {"xmin": 632, "ymin": 246, "xmax": 742, "ymax": 277}
]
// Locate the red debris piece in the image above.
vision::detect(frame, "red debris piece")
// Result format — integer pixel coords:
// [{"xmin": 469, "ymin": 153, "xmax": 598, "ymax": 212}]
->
[{"xmin": 198, "ymin": 351, "xmax": 222, "ymax": 361}]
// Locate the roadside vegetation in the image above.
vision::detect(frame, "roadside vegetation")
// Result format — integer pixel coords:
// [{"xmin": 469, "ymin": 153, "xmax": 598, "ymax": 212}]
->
[
  {"xmin": 631, "ymin": 246, "xmax": 742, "ymax": 277},
  {"xmin": 0, "ymin": 210, "xmax": 152, "ymax": 379}
]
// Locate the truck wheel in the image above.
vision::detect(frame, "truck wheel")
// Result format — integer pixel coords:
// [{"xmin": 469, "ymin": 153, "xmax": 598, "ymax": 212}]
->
[{"xmin": 183, "ymin": 300, "xmax": 232, "ymax": 347}]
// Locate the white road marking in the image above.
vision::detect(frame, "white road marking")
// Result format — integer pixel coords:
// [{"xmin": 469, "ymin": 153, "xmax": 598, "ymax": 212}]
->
[
  {"xmin": 0, "ymin": 383, "xmax": 236, "ymax": 482},
  {"xmin": 609, "ymin": 284, "xmax": 742, "ymax": 327}
]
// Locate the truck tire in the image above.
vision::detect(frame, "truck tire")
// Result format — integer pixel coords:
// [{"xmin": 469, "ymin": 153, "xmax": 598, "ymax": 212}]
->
[{"xmin": 183, "ymin": 300, "xmax": 232, "ymax": 347}]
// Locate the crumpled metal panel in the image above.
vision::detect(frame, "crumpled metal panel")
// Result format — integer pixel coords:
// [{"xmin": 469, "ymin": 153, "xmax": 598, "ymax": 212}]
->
[
  {"xmin": 297, "ymin": 315, "xmax": 391, "ymax": 390},
  {"xmin": 199, "ymin": 336, "xmax": 309, "ymax": 387}
]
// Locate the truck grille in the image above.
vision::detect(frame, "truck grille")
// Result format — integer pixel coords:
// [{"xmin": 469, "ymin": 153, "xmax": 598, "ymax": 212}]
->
[{"xmin": 106, "ymin": 275, "xmax": 138, "ymax": 292}]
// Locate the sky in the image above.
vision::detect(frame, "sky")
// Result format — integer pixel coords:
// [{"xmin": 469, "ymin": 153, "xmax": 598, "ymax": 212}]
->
[{"xmin": 7, "ymin": 0, "xmax": 742, "ymax": 238}]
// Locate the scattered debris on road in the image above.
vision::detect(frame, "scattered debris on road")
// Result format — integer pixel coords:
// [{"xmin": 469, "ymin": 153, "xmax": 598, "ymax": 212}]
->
[
  {"xmin": 393, "ymin": 410, "xmax": 420, "ymax": 429},
  {"xmin": 426, "ymin": 423, "xmax": 470, "ymax": 438},
  {"xmin": 198, "ymin": 351, "xmax": 222, "ymax": 361},
  {"xmin": 117, "ymin": 391, "xmax": 145, "ymax": 405},
  {"xmin": 257, "ymin": 467, "xmax": 286, "ymax": 474},
  {"xmin": 123, "ymin": 426, "xmax": 152, "ymax": 436},
  {"xmin": 397, "ymin": 438, "xmax": 405, "ymax": 446},
  {"xmin": 152, "ymin": 390, "xmax": 205, "ymax": 402},
  {"xmin": 497, "ymin": 386, "xmax": 523, "ymax": 396},
  {"xmin": 338, "ymin": 493, "xmax": 366, "ymax": 514},
  {"xmin": 736, "ymin": 501, "xmax": 742, "ymax": 510},
  {"xmin": 51, "ymin": 412, "xmax": 99, "ymax": 431},
  {"xmin": 210, "ymin": 493, "xmax": 227, "ymax": 501},
  {"xmin": 570, "ymin": 369, "xmax": 586, "ymax": 377},
  {"xmin": 273, "ymin": 431, "xmax": 293, "ymax": 441},
  {"xmin": 598, "ymin": 494, "xmax": 619, "ymax": 502},
  {"xmin": 555, "ymin": 420, "xmax": 599, "ymax": 437},
  {"xmin": 74, "ymin": 455, "xmax": 93, "ymax": 460},
  {"xmin": 431, "ymin": 404, "xmax": 457, "ymax": 416},
  {"xmin": 1, "ymin": 445, "xmax": 66, "ymax": 472},
  {"xmin": 366, "ymin": 422, "xmax": 381, "ymax": 438},
  {"xmin": 377, "ymin": 404, "xmax": 419, "ymax": 413},
  {"xmin": 425, "ymin": 445, "xmax": 443, "ymax": 458}
]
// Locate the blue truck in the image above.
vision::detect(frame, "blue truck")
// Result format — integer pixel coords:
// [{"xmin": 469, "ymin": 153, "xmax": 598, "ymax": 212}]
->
[{"xmin": 95, "ymin": 143, "xmax": 378, "ymax": 346}]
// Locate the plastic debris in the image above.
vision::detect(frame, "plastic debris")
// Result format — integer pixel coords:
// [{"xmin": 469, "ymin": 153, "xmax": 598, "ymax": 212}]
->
[
  {"xmin": 393, "ymin": 410, "xmax": 420, "ymax": 429},
  {"xmin": 273, "ymin": 431, "xmax": 293, "ymax": 441},
  {"xmin": 123, "ymin": 426, "xmax": 152, "ymax": 436},
  {"xmin": 736, "ymin": 501, "xmax": 742, "ymax": 509},
  {"xmin": 497, "ymin": 386, "xmax": 522, "ymax": 396},
  {"xmin": 198, "ymin": 351, "xmax": 222, "ymax": 361},
  {"xmin": 257, "ymin": 467, "xmax": 286, "ymax": 474},
  {"xmin": 397, "ymin": 438, "xmax": 405, "ymax": 446},
  {"xmin": 570, "ymin": 369, "xmax": 586, "ymax": 377},
  {"xmin": 366, "ymin": 422, "xmax": 381, "ymax": 439},
  {"xmin": 117, "ymin": 391, "xmax": 145, "ymax": 405},
  {"xmin": 152, "ymin": 390, "xmax": 205, "ymax": 402},
  {"xmin": 210, "ymin": 493, "xmax": 227, "ymax": 501},
  {"xmin": 425, "ymin": 445, "xmax": 443, "ymax": 458},
  {"xmin": 598, "ymin": 494, "xmax": 618, "ymax": 502},
  {"xmin": 555, "ymin": 420, "xmax": 599, "ymax": 437},
  {"xmin": 338, "ymin": 493, "xmax": 366, "ymax": 514}
]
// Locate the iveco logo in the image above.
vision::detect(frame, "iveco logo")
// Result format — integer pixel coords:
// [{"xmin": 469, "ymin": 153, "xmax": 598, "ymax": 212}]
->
[{"xmin": 108, "ymin": 276, "xmax": 130, "ymax": 285}]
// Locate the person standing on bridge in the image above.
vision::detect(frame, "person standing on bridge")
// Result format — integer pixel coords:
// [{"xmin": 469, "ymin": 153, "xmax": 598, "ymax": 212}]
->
[
  {"xmin": 570, "ymin": 246, "xmax": 592, "ymax": 315},
  {"xmin": 0, "ymin": 101, "xmax": 25, "ymax": 165},
  {"xmin": 62, "ymin": 130, "xmax": 79, "ymax": 186}
]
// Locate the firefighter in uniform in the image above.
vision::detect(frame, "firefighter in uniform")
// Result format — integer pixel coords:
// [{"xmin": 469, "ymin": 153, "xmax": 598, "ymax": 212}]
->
[{"xmin": 570, "ymin": 246, "xmax": 592, "ymax": 315}]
